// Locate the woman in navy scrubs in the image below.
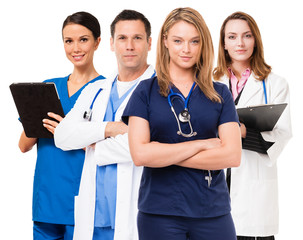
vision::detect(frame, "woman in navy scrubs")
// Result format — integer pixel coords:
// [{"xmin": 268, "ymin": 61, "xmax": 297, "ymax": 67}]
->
[
  {"xmin": 123, "ymin": 7, "xmax": 241, "ymax": 240},
  {"xmin": 18, "ymin": 12, "xmax": 104, "ymax": 240}
]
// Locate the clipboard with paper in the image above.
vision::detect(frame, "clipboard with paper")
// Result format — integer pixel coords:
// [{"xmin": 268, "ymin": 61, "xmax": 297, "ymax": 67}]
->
[{"xmin": 236, "ymin": 103, "xmax": 287, "ymax": 132}]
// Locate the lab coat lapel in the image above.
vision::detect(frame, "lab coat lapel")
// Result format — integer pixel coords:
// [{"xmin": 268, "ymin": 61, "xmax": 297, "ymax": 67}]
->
[
  {"xmin": 115, "ymin": 65, "xmax": 155, "ymax": 120},
  {"xmin": 237, "ymin": 75, "xmax": 263, "ymax": 107},
  {"xmin": 91, "ymin": 77, "xmax": 116, "ymax": 122}
]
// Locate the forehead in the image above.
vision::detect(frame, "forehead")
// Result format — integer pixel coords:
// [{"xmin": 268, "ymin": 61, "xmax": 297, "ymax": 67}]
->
[
  {"xmin": 225, "ymin": 19, "xmax": 251, "ymax": 34},
  {"xmin": 114, "ymin": 20, "xmax": 146, "ymax": 37},
  {"xmin": 167, "ymin": 20, "xmax": 199, "ymax": 37},
  {"xmin": 62, "ymin": 23, "xmax": 92, "ymax": 37}
]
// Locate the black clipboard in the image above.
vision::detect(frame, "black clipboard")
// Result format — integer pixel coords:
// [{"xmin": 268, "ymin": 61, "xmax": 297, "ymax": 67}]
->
[
  {"xmin": 10, "ymin": 82, "xmax": 65, "ymax": 138},
  {"xmin": 237, "ymin": 103, "xmax": 287, "ymax": 132}
]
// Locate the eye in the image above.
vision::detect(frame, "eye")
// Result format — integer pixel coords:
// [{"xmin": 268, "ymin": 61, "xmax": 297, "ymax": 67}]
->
[
  {"xmin": 173, "ymin": 39, "xmax": 181, "ymax": 43},
  {"xmin": 134, "ymin": 36, "xmax": 142, "ymax": 40},
  {"xmin": 191, "ymin": 39, "xmax": 200, "ymax": 44},
  {"xmin": 228, "ymin": 35, "xmax": 236, "ymax": 40},
  {"xmin": 244, "ymin": 34, "xmax": 253, "ymax": 38},
  {"xmin": 80, "ymin": 37, "xmax": 88, "ymax": 42},
  {"xmin": 65, "ymin": 39, "xmax": 72, "ymax": 44}
]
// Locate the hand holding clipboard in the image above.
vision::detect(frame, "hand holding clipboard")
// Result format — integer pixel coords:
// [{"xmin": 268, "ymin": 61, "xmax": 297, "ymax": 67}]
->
[{"xmin": 10, "ymin": 82, "xmax": 65, "ymax": 138}]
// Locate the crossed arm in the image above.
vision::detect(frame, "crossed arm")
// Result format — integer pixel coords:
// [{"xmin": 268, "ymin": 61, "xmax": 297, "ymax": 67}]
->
[{"xmin": 128, "ymin": 116, "xmax": 241, "ymax": 170}]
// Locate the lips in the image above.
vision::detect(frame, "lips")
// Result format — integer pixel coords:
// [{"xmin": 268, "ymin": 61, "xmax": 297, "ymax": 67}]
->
[
  {"xmin": 180, "ymin": 56, "xmax": 192, "ymax": 61},
  {"xmin": 73, "ymin": 54, "xmax": 85, "ymax": 61},
  {"xmin": 236, "ymin": 50, "xmax": 246, "ymax": 54},
  {"xmin": 124, "ymin": 55, "xmax": 137, "ymax": 58}
]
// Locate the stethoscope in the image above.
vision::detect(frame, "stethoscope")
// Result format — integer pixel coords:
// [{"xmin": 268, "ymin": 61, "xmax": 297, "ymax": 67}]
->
[
  {"xmin": 262, "ymin": 79, "xmax": 268, "ymax": 104},
  {"xmin": 168, "ymin": 82, "xmax": 197, "ymax": 138},
  {"xmin": 83, "ymin": 71, "xmax": 157, "ymax": 121},
  {"xmin": 83, "ymin": 88, "xmax": 103, "ymax": 121}
]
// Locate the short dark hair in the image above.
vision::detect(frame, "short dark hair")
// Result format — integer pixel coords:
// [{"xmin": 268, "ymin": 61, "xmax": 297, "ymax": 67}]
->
[
  {"xmin": 62, "ymin": 11, "xmax": 101, "ymax": 40},
  {"xmin": 110, "ymin": 9, "xmax": 151, "ymax": 39}
]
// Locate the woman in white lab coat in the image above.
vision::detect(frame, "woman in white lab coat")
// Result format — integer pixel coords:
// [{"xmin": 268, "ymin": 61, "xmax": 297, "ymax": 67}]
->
[{"xmin": 213, "ymin": 12, "xmax": 292, "ymax": 240}]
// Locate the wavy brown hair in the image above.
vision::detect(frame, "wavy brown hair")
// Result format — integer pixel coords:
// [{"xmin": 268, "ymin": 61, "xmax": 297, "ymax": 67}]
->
[
  {"xmin": 156, "ymin": 7, "xmax": 221, "ymax": 102},
  {"xmin": 213, "ymin": 11, "xmax": 271, "ymax": 81}
]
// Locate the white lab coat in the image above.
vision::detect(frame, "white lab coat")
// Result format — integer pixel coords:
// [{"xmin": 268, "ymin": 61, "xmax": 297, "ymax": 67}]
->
[
  {"xmin": 54, "ymin": 65, "xmax": 155, "ymax": 240},
  {"xmin": 220, "ymin": 72, "xmax": 292, "ymax": 236}
]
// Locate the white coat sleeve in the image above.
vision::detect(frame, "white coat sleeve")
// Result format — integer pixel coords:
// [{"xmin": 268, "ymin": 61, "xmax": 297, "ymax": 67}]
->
[
  {"xmin": 261, "ymin": 75, "xmax": 292, "ymax": 166},
  {"xmin": 94, "ymin": 133, "xmax": 132, "ymax": 166},
  {"xmin": 54, "ymin": 84, "xmax": 107, "ymax": 151}
]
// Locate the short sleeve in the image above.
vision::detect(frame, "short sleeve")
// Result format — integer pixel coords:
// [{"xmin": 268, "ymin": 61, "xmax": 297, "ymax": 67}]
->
[
  {"xmin": 217, "ymin": 83, "xmax": 239, "ymax": 126},
  {"xmin": 122, "ymin": 80, "xmax": 150, "ymax": 125}
]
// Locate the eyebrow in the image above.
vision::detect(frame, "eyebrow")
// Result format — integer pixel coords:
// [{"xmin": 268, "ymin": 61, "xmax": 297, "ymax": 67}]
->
[
  {"xmin": 116, "ymin": 33, "xmax": 145, "ymax": 37},
  {"xmin": 226, "ymin": 31, "xmax": 252, "ymax": 35},
  {"xmin": 63, "ymin": 35, "xmax": 91, "ymax": 39},
  {"xmin": 171, "ymin": 35, "xmax": 200, "ymax": 39}
]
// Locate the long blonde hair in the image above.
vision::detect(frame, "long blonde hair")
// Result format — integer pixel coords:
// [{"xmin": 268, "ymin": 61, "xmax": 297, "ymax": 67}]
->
[
  {"xmin": 213, "ymin": 11, "xmax": 271, "ymax": 81},
  {"xmin": 156, "ymin": 7, "xmax": 221, "ymax": 102}
]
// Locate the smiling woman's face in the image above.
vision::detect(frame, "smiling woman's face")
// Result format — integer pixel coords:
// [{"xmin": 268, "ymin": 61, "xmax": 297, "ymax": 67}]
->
[
  {"xmin": 224, "ymin": 19, "xmax": 255, "ymax": 66},
  {"xmin": 62, "ymin": 23, "xmax": 100, "ymax": 68}
]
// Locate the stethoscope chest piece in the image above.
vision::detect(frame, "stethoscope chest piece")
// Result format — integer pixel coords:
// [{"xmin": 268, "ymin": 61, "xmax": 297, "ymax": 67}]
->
[
  {"xmin": 83, "ymin": 109, "xmax": 92, "ymax": 121},
  {"xmin": 179, "ymin": 109, "xmax": 190, "ymax": 122}
]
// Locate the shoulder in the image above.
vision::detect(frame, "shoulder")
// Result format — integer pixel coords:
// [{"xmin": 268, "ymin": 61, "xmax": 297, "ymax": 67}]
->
[
  {"xmin": 43, "ymin": 76, "xmax": 69, "ymax": 84},
  {"xmin": 129, "ymin": 77, "xmax": 159, "ymax": 106},
  {"xmin": 266, "ymin": 72, "xmax": 290, "ymax": 98},
  {"xmin": 87, "ymin": 77, "xmax": 110, "ymax": 92},
  {"xmin": 73, "ymin": 77, "xmax": 111, "ymax": 102},
  {"xmin": 136, "ymin": 76, "xmax": 159, "ymax": 94},
  {"xmin": 213, "ymin": 80, "xmax": 230, "ymax": 96},
  {"xmin": 267, "ymin": 72, "xmax": 288, "ymax": 85}
]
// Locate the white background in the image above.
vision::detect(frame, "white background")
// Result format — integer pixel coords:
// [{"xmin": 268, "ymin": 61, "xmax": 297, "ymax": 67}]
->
[{"xmin": 1, "ymin": 0, "xmax": 302, "ymax": 239}]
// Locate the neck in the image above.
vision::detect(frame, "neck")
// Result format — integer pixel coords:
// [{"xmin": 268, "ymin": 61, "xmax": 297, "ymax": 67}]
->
[
  {"xmin": 70, "ymin": 64, "xmax": 99, "ymax": 84},
  {"xmin": 230, "ymin": 61, "xmax": 250, "ymax": 80},
  {"xmin": 169, "ymin": 64, "xmax": 195, "ymax": 97},
  {"xmin": 118, "ymin": 64, "xmax": 149, "ymax": 82},
  {"xmin": 169, "ymin": 64, "xmax": 195, "ymax": 87}
]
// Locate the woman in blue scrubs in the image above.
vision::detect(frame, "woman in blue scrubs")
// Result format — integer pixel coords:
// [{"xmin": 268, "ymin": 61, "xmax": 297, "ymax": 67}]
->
[
  {"xmin": 123, "ymin": 8, "xmax": 241, "ymax": 240},
  {"xmin": 18, "ymin": 12, "xmax": 105, "ymax": 240}
]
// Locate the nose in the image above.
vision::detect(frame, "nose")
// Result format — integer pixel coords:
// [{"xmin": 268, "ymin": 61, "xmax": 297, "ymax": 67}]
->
[
  {"xmin": 182, "ymin": 42, "xmax": 190, "ymax": 53},
  {"xmin": 126, "ymin": 39, "xmax": 134, "ymax": 51},
  {"xmin": 73, "ymin": 42, "xmax": 81, "ymax": 53},
  {"xmin": 237, "ymin": 37, "xmax": 244, "ymax": 47}
]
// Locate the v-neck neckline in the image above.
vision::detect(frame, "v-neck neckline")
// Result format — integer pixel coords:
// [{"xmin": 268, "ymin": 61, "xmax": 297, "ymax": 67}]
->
[{"xmin": 66, "ymin": 74, "xmax": 103, "ymax": 99}]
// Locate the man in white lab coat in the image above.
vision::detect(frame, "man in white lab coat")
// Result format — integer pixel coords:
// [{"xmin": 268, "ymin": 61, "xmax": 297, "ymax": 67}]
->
[{"xmin": 54, "ymin": 9, "xmax": 154, "ymax": 240}]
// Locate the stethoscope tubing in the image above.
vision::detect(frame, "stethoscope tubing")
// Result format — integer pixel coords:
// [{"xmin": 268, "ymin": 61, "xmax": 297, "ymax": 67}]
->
[
  {"xmin": 262, "ymin": 79, "xmax": 268, "ymax": 104},
  {"xmin": 168, "ymin": 82, "xmax": 197, "ymax": 138},
  {"xmin": 168, "ymin": 82, "xmax": 196, "ymax": 109}
]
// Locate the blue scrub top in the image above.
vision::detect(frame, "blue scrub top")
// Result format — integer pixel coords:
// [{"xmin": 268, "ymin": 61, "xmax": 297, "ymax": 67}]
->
[
  {"xmin": 33, "ymin": 74, "xmax": 105, "ymax": 225},
  {"xmin": 122, "ymin": 77, "xmax": 238, "ymax": 218}
]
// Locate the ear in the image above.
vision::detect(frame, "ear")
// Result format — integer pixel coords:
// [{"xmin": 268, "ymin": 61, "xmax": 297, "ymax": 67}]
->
[
  {"xmin": 94, "ymin": 37, "xmax": 101, "ymax": 50},
  {"xmin": 110, "ymin": 37, "xmax": 114, "ymax": 52},
  {"xmin": 148, "ymin": 37, "xmax": 152, "ymax": 51},
  {"xmin": 163, "ymin": 34, "xmax": 168, "ymax": 48}
]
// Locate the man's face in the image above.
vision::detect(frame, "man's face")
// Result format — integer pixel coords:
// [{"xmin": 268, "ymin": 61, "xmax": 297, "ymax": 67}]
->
[{"xmin": 110, "ymin": 20, "xmax": 151, "ymax": 72}]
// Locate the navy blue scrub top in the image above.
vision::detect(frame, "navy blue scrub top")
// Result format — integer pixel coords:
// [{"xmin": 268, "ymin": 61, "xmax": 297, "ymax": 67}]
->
[
  {"xmin": 33, "ymin": 75, "xmax": 105, "ymax": 225},
  {"xmin": 122, "ymin": 77, "xmax": 239, "ymax": 218}
]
